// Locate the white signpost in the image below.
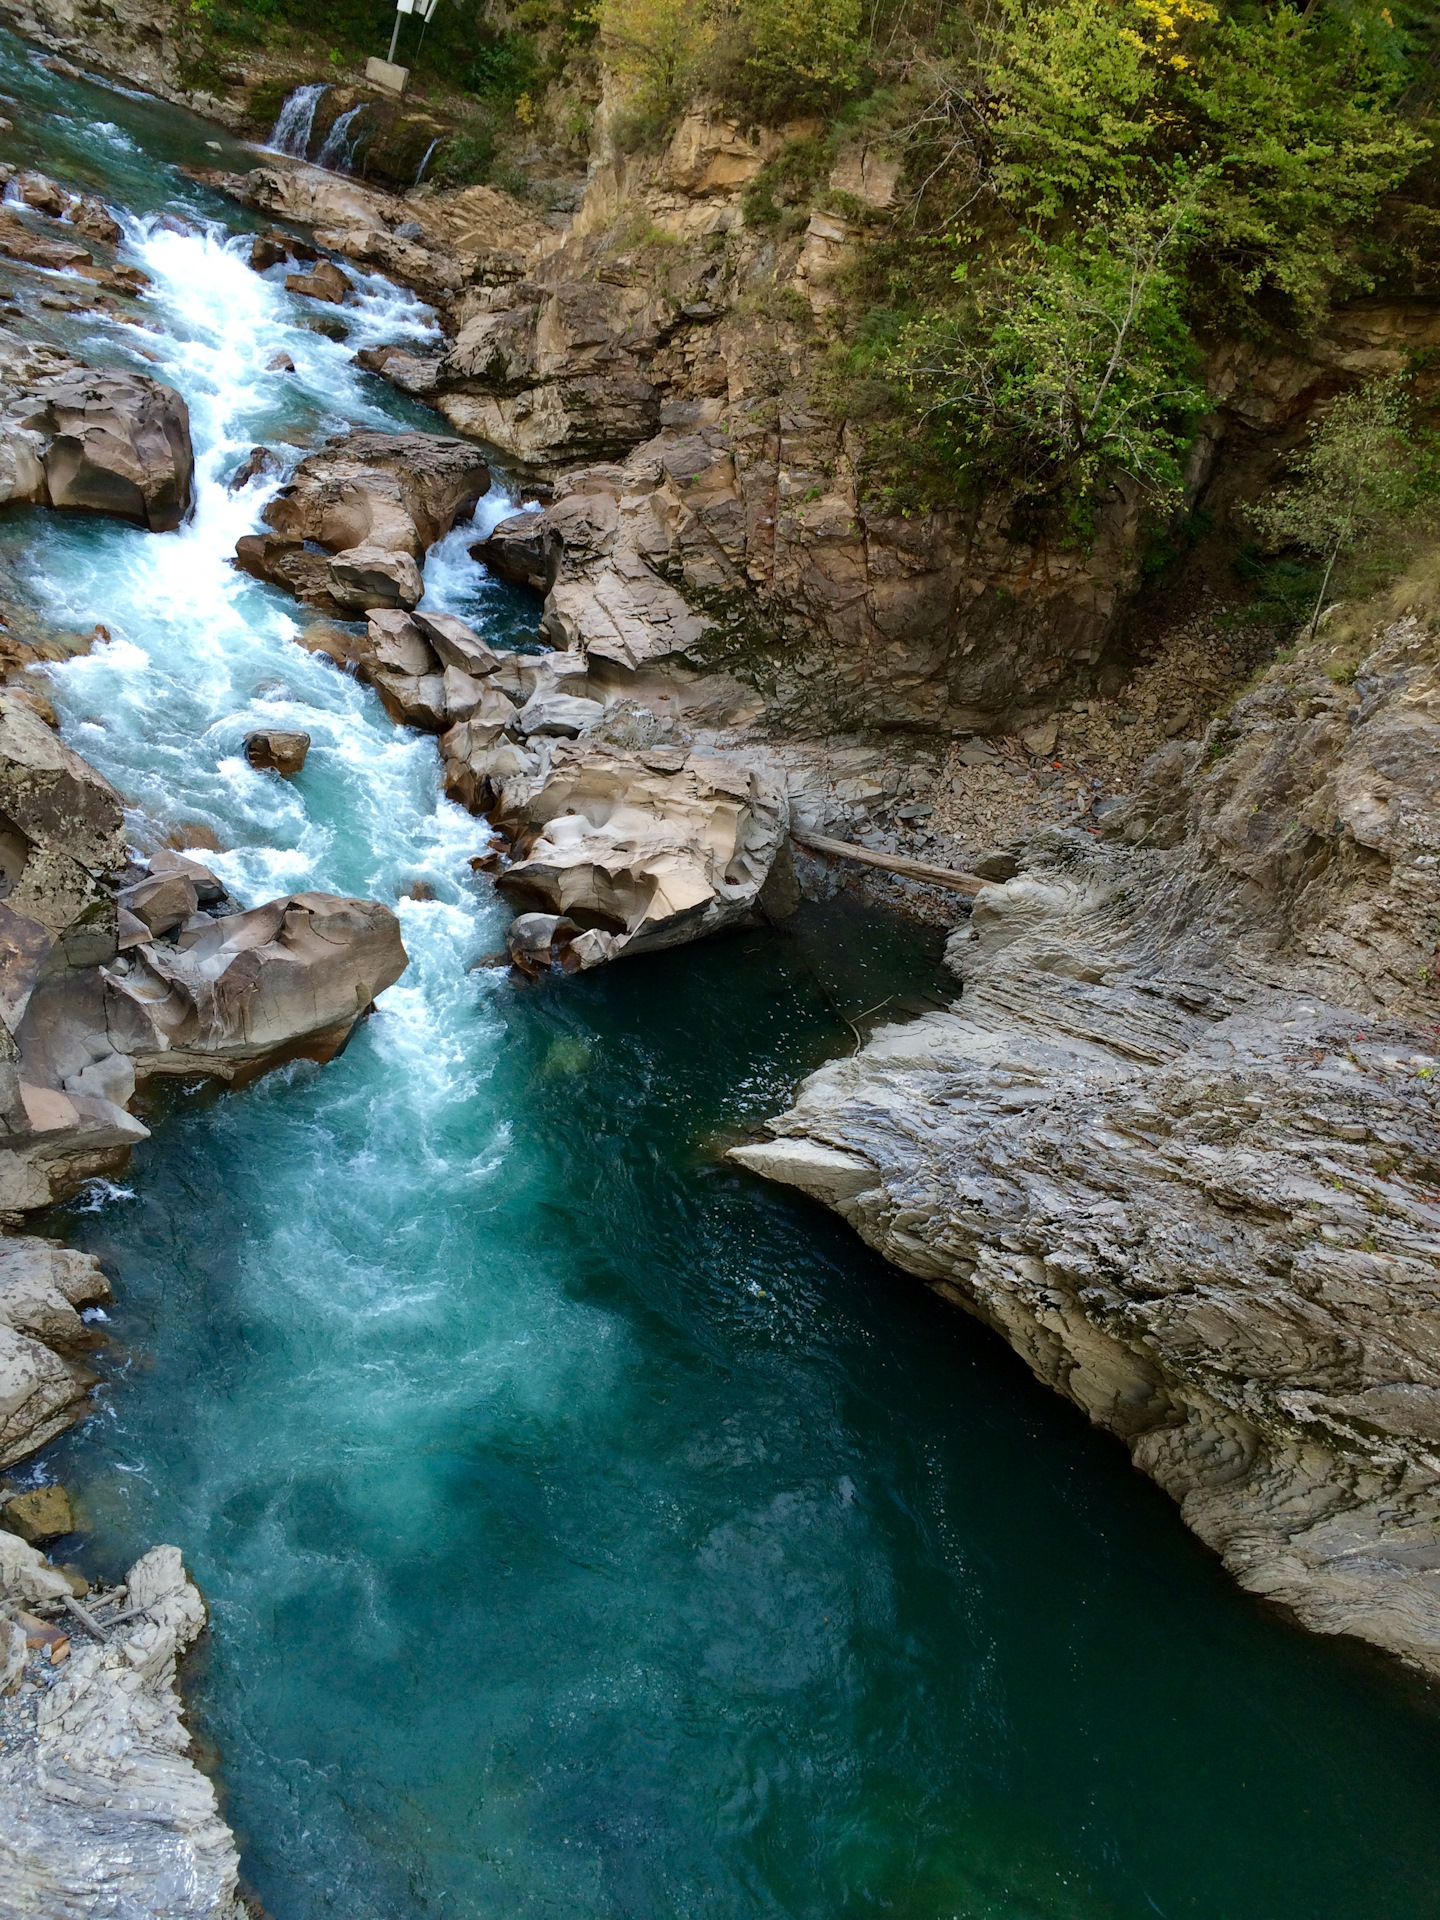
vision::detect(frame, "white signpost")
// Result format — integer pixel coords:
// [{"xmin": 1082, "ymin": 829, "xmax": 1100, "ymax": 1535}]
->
[{"xmin": 367, "ymin": 0, "xmax": 438, "ymax": 95}]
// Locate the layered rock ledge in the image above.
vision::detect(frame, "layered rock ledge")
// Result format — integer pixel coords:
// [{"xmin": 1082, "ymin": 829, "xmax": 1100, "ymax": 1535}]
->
[
  {"xmin": 735, "ymin": 617, "xmax": 1440, "ymax": 1678},
  {"xmin": 0, "ymin": 1533, "xmax": 241, "ymax": 1919}
]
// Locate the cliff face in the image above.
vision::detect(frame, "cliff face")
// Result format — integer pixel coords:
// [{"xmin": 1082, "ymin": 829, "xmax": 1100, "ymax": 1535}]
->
[{"xmin": 735, "ymin": 616, "xmax": 1440, "ymax": 1678}]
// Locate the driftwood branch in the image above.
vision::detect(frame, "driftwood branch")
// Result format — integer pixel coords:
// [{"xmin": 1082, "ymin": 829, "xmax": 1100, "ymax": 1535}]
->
[{"xmin": 792, "ymin": 830, "xmax": 987, "ymax": 896}]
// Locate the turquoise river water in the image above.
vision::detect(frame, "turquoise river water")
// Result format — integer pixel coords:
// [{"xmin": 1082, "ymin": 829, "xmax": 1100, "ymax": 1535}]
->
[{"xmin": 1, "ymin": 35, "xmax": 1440, "ymax": 1920}]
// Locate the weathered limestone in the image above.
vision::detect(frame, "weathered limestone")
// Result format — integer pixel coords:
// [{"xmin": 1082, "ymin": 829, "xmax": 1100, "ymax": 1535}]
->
[
  {"xmin": 237, "ymin": 430, "xmax": 489, "ymax": 614},
  {"xmin": 735, "ymin": 617, "xmax": 1440, "ymax": 1679},
  {"xmin": 0, "ymin": 329, "xmax": 194, "ymax": 533},
  {"xmin": 491, "ymin": 743, "xmax": 791, "ymax": 967},
  {"xmin": 0, "ymin": 1538, "xmax": 243, "ymax": 1920}
]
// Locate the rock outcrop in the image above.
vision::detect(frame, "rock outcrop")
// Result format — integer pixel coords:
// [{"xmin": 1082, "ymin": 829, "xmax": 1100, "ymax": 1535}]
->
[
  {"xmin": 735, "ymin": 616, "xmax": 1440, "ymax": 1679},
  {"xmin": 235, "ymin": 430, "xmax": 489, "ymax": 614},
  {"xmin": 207, "ymin": 161, "xmax": 554, "ymax": 305},
  {"xmin": 0, "ymin": 328, "xmax": 194, "ymax": 533},
  {"xmin": 491, "ymin": 742, "xmax": 792, "ymax": 968},
  {"xmin": 0, "ymin": 1235, "xmax": 108, "ymax": 1467},
  {"xmin": 0, "ymin": 693, "xmax": 407, "ymax": 1213},
  {"xmin": 0, "ymin": 1534, "xmax": 242, "ymax": 1919}
]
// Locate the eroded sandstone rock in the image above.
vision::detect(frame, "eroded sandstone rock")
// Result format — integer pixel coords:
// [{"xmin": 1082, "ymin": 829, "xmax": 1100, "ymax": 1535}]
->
[
  {"xmin": 491, "ymin": 742, "xmax": 790, "ymax": 967},
  {"xmin": 735, "ymin": 616, "xmax": 1440, "ymax": 1679},
  {"xmin": 239, "ymin": 430, "xmax": 489, "ymax": 614},
  {"xmin": 0, "ymin": 331, "xmax": 194, "ymax": 533},
  {"xmin": 244, "ymin": 728, "xmax": 310, "ymax": 775}
]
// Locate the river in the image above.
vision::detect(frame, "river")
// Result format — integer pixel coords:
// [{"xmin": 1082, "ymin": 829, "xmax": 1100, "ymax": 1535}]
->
[{"xmin": 2, "ymin": 35, "xmax": 1440, "ymax": 1920}]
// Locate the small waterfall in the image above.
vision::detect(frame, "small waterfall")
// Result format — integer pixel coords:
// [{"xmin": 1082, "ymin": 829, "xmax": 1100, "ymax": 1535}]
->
[
  {"xmin": 268, "ymin": 82, "xmax": 327, "ymax": 159},
  {"xmin": 317, "ymin": 103, "xmax": 368, "ymax": 173},
  {"xmin": 414, "ymin": 137, "xmax": 442, "ymax": 187}
]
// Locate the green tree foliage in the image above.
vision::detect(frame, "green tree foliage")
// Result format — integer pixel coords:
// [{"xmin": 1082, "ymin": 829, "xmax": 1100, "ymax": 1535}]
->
[
  {"xmin": 1250, "ymin": 378, "xmax": 1422, "ymax": 635},
  {"xmin": 899, "ymin": 203, "xmax": 1209, "ymax": 527}
]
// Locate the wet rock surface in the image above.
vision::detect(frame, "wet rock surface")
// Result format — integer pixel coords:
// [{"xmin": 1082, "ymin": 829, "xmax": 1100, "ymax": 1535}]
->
[
  {"xmin": 236, "ymin": 429, "xmax": 489, "ymax": 615},
  {"xmin": 735, "ymin": 617, "xmax": 1440, "ymax": 1680}
]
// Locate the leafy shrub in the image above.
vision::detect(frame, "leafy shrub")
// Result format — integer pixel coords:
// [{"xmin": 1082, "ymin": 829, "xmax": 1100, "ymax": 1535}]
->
[{"xmin": 433, "ymin": 126, "xmax": 500, "ymax": 186}]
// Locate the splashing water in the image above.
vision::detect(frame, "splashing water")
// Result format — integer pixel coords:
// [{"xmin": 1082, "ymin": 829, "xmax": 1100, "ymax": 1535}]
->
[
  {"xmin": 414, "ymin": 135, "xmax": 442, "ymax": 187},
  {"xmin": 4, "ymin": 38, "xmax": 1440, "ymax": 1920},
  {"xmin": 316, "ymin": 103, "xmax": 369, "ymax": 175},
  {"xmin": 268, "ymin": 83, "xmax": 327, "ymax": 161}
]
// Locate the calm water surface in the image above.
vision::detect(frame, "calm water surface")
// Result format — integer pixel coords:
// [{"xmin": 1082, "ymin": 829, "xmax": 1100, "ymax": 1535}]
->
[{"xmin": 1, "ymin": 36, "xmax": 1439, "ymax": 1920}]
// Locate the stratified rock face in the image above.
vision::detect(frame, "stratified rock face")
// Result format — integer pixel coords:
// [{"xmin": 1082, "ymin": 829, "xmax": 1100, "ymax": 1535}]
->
[
  {"xmin": 0, "ymin": 1538, "xmax": 243, "ymax": 1920},
  {"xmin": 0, "ymin": 331, "xmax": 194, "ymax": 533},
  {"xmin": 238, "ymin": 430, "xmax": 489, "ymax": 614},
  {"xmin": 492, "ymin": 744, "xmax": 791, "ymax": 967},
  {"xmin": 207, "ymin": 164, "xmax": 554, "ymax": 302},
  {"xmin": 470, "ymin": 425, "xmax": 1144, "ymax": 735},
  {"xmin": 734, "ymin": 617, "xmax": 1440, "ymax": 1679}
]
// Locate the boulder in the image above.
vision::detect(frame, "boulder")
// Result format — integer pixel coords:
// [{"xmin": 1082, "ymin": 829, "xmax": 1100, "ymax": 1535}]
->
[
  {"xmin": 233, "ymin": 532, "xmax": 333, "ymax": 604},
  {"xmin": 0, "ymin": 216, "xmax": 90, "ymax": 272},
  {"xmin": 285, "ymin": 259, "xmax": 353, "ymax": 304},
  {"xmin": 16, "ymin": 172, "xmax": 67, "ymax": 217},
  {"xmin": 492, "ymin": 745, "xmax": 790, "ymax": 967},
  {"xmin": 0, "ymin": 1321, "xmax": 91, "ymax": 1467},
  {"xmin": 94, "ymin": 891, "xmax": 408, "ymax": 1081},
  {"xmin": 413, "ymin": 609, "xmax": 503, "ymax": 677},
  {"xmin": 243, "ymin": 432, "xmax": 489, "ymax": 616},
  {"xmin": 266, "ymin": 350, "xmax": 296, "ymax": 374},
  {"xmin": 0, "ymin": 1235, "xmax": 109, "ymax": 1355},
  {"xmin": 244, "ymin": 729, "xmax": 310, "ymax": 775},
  {"xmin": 262, "ymin": 431, "xmax": 490, "ymax": 554},
  {"xmin": 327, "ymin": 543, "xmax": 424, "ymax": 612},
  {"xmin": 228, "ymin": 445, "xmax": 280, "ymax": 491},
  {"xmin": 0, "ymin": 339, "xmax": 194, "ymax": 533},
  {"xmin": 474, "ymin": 510, "xmax": 558, "ymax": 592},
  {"xmin": 1, "ymin": 1483, "xmax": 73, "ymax": 1543},
  {"xmin": 63, "ymin": 198, "xmax": 122, "ymax": 247},
  {"xmin": 515, "ymin": 690, "xmax": 605, "ymax": 738}
]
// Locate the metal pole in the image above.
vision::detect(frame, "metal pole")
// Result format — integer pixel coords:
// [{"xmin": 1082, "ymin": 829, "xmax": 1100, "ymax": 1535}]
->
[{"xmin": 387, "ymin": 7, "xmax": 402, "ymax": 62}]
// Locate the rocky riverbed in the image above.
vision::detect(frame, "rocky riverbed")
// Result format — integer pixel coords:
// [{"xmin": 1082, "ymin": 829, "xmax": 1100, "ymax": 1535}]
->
[{"xmin": 0, "ymin": 15, "xmax": 1436, "ymax": 1920}]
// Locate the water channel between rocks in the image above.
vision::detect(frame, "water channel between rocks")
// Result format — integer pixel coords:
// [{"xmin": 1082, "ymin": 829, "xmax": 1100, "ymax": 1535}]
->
[{"xmin": 3, "ymin": 39, "xmax": 1440, "ymax": 1920}]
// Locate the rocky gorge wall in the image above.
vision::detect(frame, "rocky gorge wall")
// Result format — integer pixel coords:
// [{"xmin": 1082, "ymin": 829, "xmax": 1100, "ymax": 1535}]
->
[{"xmin": 735, "ymin": 616, "xmax": 1440, "ymax": 1677}]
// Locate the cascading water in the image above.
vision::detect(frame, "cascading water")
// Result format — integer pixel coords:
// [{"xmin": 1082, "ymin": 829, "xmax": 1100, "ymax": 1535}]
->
[
  {"xmin": 268, "ymin": 82, "xmax": 327, "ymax": 161},
  {"xmin": 414, "ymin": 136, "xmax": 442, "ymax": 187},
  {"xmin": 4, "ymin": 37, "xmax": 1440, "ymax": 1920},
  {"xmin": 315, "ymin": 102, "xmax": 369, "ymax": 174}
]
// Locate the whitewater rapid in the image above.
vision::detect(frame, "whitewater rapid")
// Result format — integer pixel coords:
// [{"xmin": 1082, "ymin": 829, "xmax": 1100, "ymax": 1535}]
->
[{"xmin": 8, "ymin": 44, "xmax": 1440, "ymax": 1920}]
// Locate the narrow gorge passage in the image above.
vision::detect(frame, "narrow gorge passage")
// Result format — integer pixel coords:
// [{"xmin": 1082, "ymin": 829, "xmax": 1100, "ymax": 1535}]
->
[{"xmin": 4, "ymin": 43, "xmax": 1440, "ymax": 1920}]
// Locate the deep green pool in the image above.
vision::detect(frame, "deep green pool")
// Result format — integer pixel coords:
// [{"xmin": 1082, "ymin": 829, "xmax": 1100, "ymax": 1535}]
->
[{"xmin": 2, "ymin": 34, "xmax": 1439, "ymax": 1920}]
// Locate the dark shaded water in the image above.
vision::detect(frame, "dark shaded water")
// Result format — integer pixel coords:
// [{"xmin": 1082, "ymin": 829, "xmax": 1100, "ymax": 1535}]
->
[{"xmin": 3, "ymin": 34, "xmax": 1440, "ymax": 1920}]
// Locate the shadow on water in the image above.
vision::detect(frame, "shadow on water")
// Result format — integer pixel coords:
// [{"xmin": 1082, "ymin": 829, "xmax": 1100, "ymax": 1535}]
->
[{"xmin": 40, "ymin": 903, "xmax": 1440, "ymax": 1920}]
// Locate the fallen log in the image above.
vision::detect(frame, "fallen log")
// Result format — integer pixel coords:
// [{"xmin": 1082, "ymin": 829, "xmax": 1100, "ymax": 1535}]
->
[{"xmin": 792, "ymin": 830, "xmax": 987, "ymax": 896}]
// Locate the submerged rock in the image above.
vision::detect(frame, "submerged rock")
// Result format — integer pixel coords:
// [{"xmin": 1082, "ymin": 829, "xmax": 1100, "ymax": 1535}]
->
[
  {"xmin": 0, "ymin": 1482, "xmax": 73, "ymax": 1543},
  {"xmin": 734, "ymin": 615, "xmax": 1440, "ymax": 1682},
  {"xmin": 285, "ymin": 259, "xmax": 353, "ymax": 305}
]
